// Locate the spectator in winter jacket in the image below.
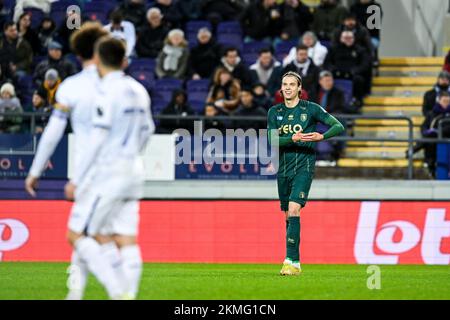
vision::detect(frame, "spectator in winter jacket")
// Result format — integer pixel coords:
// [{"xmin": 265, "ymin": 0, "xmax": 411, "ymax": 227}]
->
[
  {"xmin": 309, "ymin": 70, "xmax": 346, "ymax": 114},
  {"xmin": 0, "ymin": 21, "xmax": 33, "ymax": 76},
  {"xmin": 136, "ymin": 7, "xmax": 169, "ymax": 59},
  {"xmin": 30, "ymin": 86, "xmax": 51, "ymax": 133},
  {"xmin": 240, "ymin": 0, "xmax": 283, "ymax": 43},
  {"xmin": 281, "ymin": 0, "xmax": 314, "ymax": 41},
  {"xmin": 156, "ymin": 29, "xmax": 189, "ymax": 79},
  {"xmin": 154, "ymin": 0, "xmax": 183, "ymax": 29},
  {"xmin": 118, "ymin": 0, "xmax": 147, "ymax": 31},
  {"xmin": 233, "ymin": 89, "xmax": 267, "ymax": 131},
  {"xmin": 422, "ymin": 71, "xmax": 450, "ymax": 117},
  {"xmin": 249, "ymin": 48, "xmax": 283, "ymax": 96},
  {"xmin": 188, "ymin": 28, "xmax": 222, "ymax": 79},
  {"xmin": 104, "ymin": 10, "xmax": 136, "ymax": 57},
  {"xmin": 0, "ymin": 82, "xmax": 22, "ymax": 133},
  {"xmin": 37, "ymin": 17, "xmax": 56, "ymax": 55},
  {"xmin": 201, "ymin": 0, "xmax": 245, "ymax": 25},
  {"xmin": 324, "ymin": 31, "xmax": 370, "ymax": 100},
  {"xmin": 207, "ymin": 67, "xmax": 241, "ymax": 113},
  {"xmin": 350, "ymin": 0, "xmax": 383, "ymax": 50},
  {"xmin": 283, "ymin": 44, "xmax": 320, "ymax": 95},
  {"xmin": 218, "ymin": 47, "xmax": 252, "ymax": 89},
  {"xmin": 158, "ymin": 89, "xmax": 195, "ymax": 133},
  {"xmin": 312, "ymin": 0, "xmax": 348, "ymax": 41},
  {"xmin": 17, "ymin": 12, "xmax": 40, "ymax": 54},
  {"xmin": 283, "ymin": 31, "xmax": 328, "ymax": 67},
  {"xmin": 41, "ymin": 68, "xmax": 61, "ymax": 105},
  {"xmin": 252, "ymin": 83, "xmax": 273, "ymax": 110},
  {"xmin": 413, "ymin": 92, "xmax": 450, "ymax": 177}
]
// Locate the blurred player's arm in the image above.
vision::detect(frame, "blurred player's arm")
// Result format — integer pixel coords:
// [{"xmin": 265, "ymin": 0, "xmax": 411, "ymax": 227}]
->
[
  {"xmin": 25, "ymin": 104, "xmax": 69, "ymax": 197},
  {"xmin": 139, "ymin": 95, "xmax": 155, "ymax": 151}
]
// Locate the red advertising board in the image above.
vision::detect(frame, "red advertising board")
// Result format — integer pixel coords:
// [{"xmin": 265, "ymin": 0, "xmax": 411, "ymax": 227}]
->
[{"xmin": 0, "ymin": 200, "xmax": 449, "ymax": 264}]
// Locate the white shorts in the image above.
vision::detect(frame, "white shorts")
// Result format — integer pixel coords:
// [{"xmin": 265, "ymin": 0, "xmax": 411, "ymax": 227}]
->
[{"xmin": 68, "ymin": 191, "xmax": 139, "ymax": 237}]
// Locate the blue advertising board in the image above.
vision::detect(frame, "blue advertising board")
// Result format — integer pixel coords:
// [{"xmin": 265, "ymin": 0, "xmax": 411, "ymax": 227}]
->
[{"xmin": 436, "ymin": 143, "xmax": 450, "ymax": 180}]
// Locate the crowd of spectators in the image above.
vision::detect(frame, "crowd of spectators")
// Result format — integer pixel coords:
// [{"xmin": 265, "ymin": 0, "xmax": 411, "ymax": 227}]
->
[{"xmin": 0, "ymin": 0, "xmax": 382, "ymax": 151}]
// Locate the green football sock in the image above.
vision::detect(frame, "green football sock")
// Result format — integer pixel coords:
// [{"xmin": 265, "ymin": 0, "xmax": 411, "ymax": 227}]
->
[{"xmin": 286, "ymin": 217, "xmax": 300, "ymax": 262}]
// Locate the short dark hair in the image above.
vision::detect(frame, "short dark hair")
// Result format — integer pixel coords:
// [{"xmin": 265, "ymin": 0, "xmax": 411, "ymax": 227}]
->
[
  {"xmin": 3, "ymin": 21, "xmax": 15, "ymax": 31},
  {"xmin": 296, "ymin": 44, "xmax": 309, "ymax": 52},
  {"xmin": 439, "ymin": 91, "xmax": 450, "ymax": 99},
  {"xmin": 282, "ymin": 71, "xmax": 303, "ymax": 86},
  {"xmin": 344, "ymin": 12, "xmax": 357, "ymax": 21},
  {"xmin": 110, "ymin": 9, "xmax": 123, "ymax": 25},
  {"xmin": 95, "ymin": 36, "xmax": 126, "ymax": 69},
  {"xmin": 70, "ymin": 22, "xmax": 109, "ymax": 60},
  {"xmin": 258, "ymin": 47, "xmax": 273, "ymax": 55},
  {"xmin": 224, "ymin": 46, "xmax": 239, "ymax": 56}
]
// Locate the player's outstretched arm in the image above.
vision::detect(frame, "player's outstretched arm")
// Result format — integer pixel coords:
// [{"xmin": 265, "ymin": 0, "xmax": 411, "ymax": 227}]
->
[
  {"xmin": 25, "ymin": 113, "xmax": 68, "ymax": 197},
  {"xmin": 321, "ymin": 114, "xmax": 345, "ymax": 140}
]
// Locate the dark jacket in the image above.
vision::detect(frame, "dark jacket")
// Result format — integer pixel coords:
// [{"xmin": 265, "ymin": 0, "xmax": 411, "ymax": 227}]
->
[
  {"xmin": 136, "ymin": 23, "xmax": 169, "ymax": 58},
  {"xmin": 33, "ymin": 56, "xmax": 77, "ymax": 86},
  {"xmin": 201, "ymin": 0, "xmax": 244, "ymax": 21},
  {"xmin": 0, "ymin": 36, "xmax": 33, "ymax": 73},
  {"xmin": 324, "ymin": 43, "xmax": 371, "ymax": 77},
  {"xmin": 118, "ymin": 0, "xmax": 147, "ymax": 30},
  {"xmin": 239, "ymin": 1, "xmax": 283, "ymax": 40},
  {"xmin": 158, "ymin": 90, "xmax": 195, "ymax": 133},
  {"xmin": 249, "ymin": 60, "xmax": 283, "ymax": 96},
  {"xmin": 309, "ymin": 86, "xmax": 346, "ymax": 114},
  {"xmin": 312, "ymin": 2, "xmax": 348, "ymax": 41},
  {"xmin": 155, "ymin": 2, "xmax": 183, "ymax": 29},
  {"xmin": 332, "ymin": 23, "xmax": 374, "ymax": 58},
  {"xmin": 219, "ymin": 58, "xmax": 253, "ymax": 89},
  {"xmin": 422, "ymin": 85, "xmax": 450, "ymax": 116},
  {"xmin": 189, "ymin": 39, "xmax": 222, "ymax": 78},
  {"xmin": 19, "ymin": 26, "xmax": 41, "ymax": 54},
  {"xmin": 282, "ymin": 1, "xmax": 314, "ymax": 39},
  {"xmin": 233, "ymin": 103, "xmax": 267, "ymax": 131},
  {"xmin": 350, "ymin": 0, "xmax": 383, "ymax": 40},
  {"xmin": 421, "ymin": 103, "xmax": 450, "ymax": 137},
  {"xmin": 283, "ymin": 58, "xmax": 320, "ymax": 94}
]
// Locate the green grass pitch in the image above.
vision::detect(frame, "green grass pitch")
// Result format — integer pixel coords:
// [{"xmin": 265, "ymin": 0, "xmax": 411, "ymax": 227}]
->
[{"xmin": 0, "ymin": 263, "xmax": 449, "ymax": 300}]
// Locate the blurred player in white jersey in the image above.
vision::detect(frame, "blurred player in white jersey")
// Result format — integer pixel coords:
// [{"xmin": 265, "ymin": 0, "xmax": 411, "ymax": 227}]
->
[
  {"xmin": 24, "ymin": 23, "xmax": 140, "ymax": 300},
  {"xmin": 64, "ymin": 36, "xmax": 154, "ymax": 299}
]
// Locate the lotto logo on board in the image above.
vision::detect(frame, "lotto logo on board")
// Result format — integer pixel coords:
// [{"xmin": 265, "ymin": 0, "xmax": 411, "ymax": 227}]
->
[{"xmin": 0, "ymin": 219, "xmax": 30, "ymax": 261}]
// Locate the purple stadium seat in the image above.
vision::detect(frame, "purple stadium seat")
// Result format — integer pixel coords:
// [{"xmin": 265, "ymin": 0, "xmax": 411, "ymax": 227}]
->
[
  {"xmin": 50, "ymin": 0, "xmax": 81, "ymax": 11},
  {"xmin": 84, "ymin": 1, "xmax": 115, "ymax": 14},
  {"xmin": 275, "ymin": 40, "xmax": 297, "ymax": 62},
  {"xmin": 320, "ymin": 40, "xmax": 332, "ymax": 50},
  {"xmin": 242, "ymin": 41, "xmax": 270, "ymax": 66},
  {"xmin": 83, "ymin": 10, "xmax": 108, "ymax": 24},
  {"xmin": 129, "ymin": 58, "xmax": 156, "ymax": 72},
  {"xmin": 217, "ymin": 33, "xmax": 243, "ymax": 51},
  {"xmin": 217, "ymin": 21, "xmax": 242, "ymax": 35},
  {"xmin": 129, "ymin": 70, "xmax": 155, "ymax": 91},
  {"xmin": 334, "ymin": 79, "xmax": 353, "ymax": 106},
  {"xmin": 4, "ymin": 0, "xmax": 16, "ymax": 10},
  {"xmin": 50, "ymin": 9, "xmax": 68, "ymax": 28},
  {"xmin": 186, "ymin": 79, "xmax": 210, "ymax": 114},
  {"xmin": 151, "ymin": 79, "xmax": 183, "ymax": 112}
]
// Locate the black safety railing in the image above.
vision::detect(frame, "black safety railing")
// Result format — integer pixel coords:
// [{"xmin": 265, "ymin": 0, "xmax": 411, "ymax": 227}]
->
[{"xmin": 2, "ymin": 112, "xmax": 450, "ymax": 180}]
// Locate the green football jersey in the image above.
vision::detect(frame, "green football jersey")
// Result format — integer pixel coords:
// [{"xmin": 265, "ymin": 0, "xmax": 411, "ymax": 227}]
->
[{"xmin": 267, "ymin": 99, "xmax": 334, "ymax": 177}]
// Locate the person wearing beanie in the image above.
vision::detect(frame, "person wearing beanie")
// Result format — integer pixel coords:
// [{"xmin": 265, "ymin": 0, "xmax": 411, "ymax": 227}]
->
[
  {"xmin": 41, "ymin": 68, "xmax": 61, "ymax": 105},
  {"xmin": 0, "ymin": 82, "xmax": 23, "ymax": 133}
]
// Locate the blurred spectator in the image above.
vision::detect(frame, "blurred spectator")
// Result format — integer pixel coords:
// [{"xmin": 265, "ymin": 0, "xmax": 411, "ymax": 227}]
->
[
  {"xmin": 0, "ymin": 82, "xmax": 22, "ymax": 133},
  {"xmin": 188, "ymin": 28, "xmax": 222, "ymax": 80},
  {"xmin": 33, "ymin": 40, "xmax": 77, "ymax": 86},
  {"xmin": 136, "ymin": 8, "xmax": 169, "ymax": 59},
  {"xmin": 252, "ymin": 83, "xmax": 273, "ymax": 110},
  {"xmin": 177, "ymin": 0, "xmax": 202, "ymax": 26},
  {"xmin": 444, "ymin": 49, "xmax": 450, "ymax": 73},
  {"xmin": 54, "ymin": 10, "xmax": 81, "ymax": 54},
  {"xmin": 41, "ymin": 68, "xmax": 60, "ymax": 105},
  {"xmin": 309, "ymin": 70, "xmax": 346, "ymax": 113},
  {"xmin": 37, "ymin": 17, "xmax": 56, "ymax": 55},
  {"xmin": 219, "ymin": 47, "xmax": 252, "ymax": 89},
  {"xmin": 207, "ymin": 67, "xmax": 241, "ymax": 113},
  {"xmin": 156, "ymin": 29, "xmax": 189, "ymax": 79},
  {"xmin": 312, "ymin": 0, "xmax": 348, "ymax": 41},
  {"xmin": 422, "ymin": 71, "xmax": 450, "ymax": 117},
  {"xmin": 324, "ymin": 31, "xmax": 370, "ymax": 101},
  {"xmin": 283, "ymin": 31, "xmax": 328, "ymax": 67},
  {"xmin": 249, "ymin": 48, "xmax": 283, "ymax": 96},
  {"xmin": 0, "ymin": 21, "xmax": 33, "ymax": 76},
  {"xmin": 283, "ymin": 44, "xmax": 320, "ymax": 95},
  {"xmin": 413, "ymin": 92, "xmax": 450, "ymax": 178},
  {"xmin": 240, "ymin": 0, "xmax": 283, "ymax": 43},
  {"xmin": 13, "ymin": 0, "xmax": 52, "ymax": 22},
  {"xmin": 17, "ymin": 12, "xmax": 40, "ymax": 54},
  {"xmin": 154, "ymin": 0, "xmax": 183, "ymax": 29},
  {"xmin": 332, "ymin": 12, "xmax": 373, "ymax": 59},
  {"xmin": 104, "ymin": 10, "xmax": 136, "ymax": 58},
  {"xmin": 118, "ymin": 0, "xmax": 147, "ymax": 30},
  {"xmin": 201, "ymin": 0, "xmax": 245, "ymax": 25},
  {"xmin": 350, "ymin": 0, "xmax": 383, "ymax": 55},
  {"xmin": 233, "ymin": 89, "xmax": 267, "ymax": 130},
  {"xmin": 204, "ymin": 104, "xmax": 226, "ymax": 133},
  {"xmin": 281, "ymin": 0, "xmax": 314, "ymax": 41},
  {"xmin": 30, "ymin": 87, "xmax": 51, "ymax": 133},
  {"xmin": 158, "ymin": 89, "xmax": 195, "ymax": 133}
]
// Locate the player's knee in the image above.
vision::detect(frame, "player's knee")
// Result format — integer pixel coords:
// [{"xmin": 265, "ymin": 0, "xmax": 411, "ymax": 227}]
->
[
  {"xmin": 113, "ymin": 235, "xmax": 136, "ymax": 248},
  {"xmin": 66, "ymin": 230, "xmax": 83, "ymax": 247},
  {"xmin": 287, "ymin": 203, "xmax": 301, "ymax": 217}
]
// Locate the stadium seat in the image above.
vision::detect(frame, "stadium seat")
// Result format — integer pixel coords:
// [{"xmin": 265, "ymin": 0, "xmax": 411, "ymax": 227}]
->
[
  {"xmin": 129, "ymin": 58, "xmax": 156, "ymax": 72},
  {"xmin": 216, "ymin": 21, "xmax": 243, "ymax": 51},
  {"xmin": 129, "ymin": 70, "xmax": 155, "ymax": 91},
  {"xmin": 242, "ymin": 41, "xmax": 270, "ymax": 66},
  {"xmin": 50, "ymin": 0, "xmax": 81, "ymax": 11},
  {"xmin": 334, "ymin": 79, "xmax": 354, "ymax": 106},
  {"xmin": 217, "ymin": 21, "xmax": 242, "ymax": 35},
  {"xmin": 275, "ymin": 40, "xmax": 297, "ymax": 62},
  {"xmin": 186, "ymin": 79, "xmax": 210, "ymax": 114},
  {"xmin": 152, "ymin": 79, "xmax": 183, "ymax": 108},
  {"xmin": 50, "ymin": 9, "xmax": 68, "ymax": 28},
  {"xmin": 83, "ymin": 10, "xmax": 108, "ymax": 24},
  {"xmin": 320, "ymin": 40, "xmax": 332, "ymax": 49},
  {"xmin": 217, "ymin": 33, "xmax": 243, "ymax": 51}
]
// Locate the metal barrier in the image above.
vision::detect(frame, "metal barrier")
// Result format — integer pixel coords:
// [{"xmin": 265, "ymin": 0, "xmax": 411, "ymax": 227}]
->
[{"xmin": 2, "ymin": 112, "xmax": 450, "ymax": 179}]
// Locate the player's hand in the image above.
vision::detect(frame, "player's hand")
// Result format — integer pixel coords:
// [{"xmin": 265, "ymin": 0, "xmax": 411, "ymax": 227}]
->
[
  {"xmin": 292, "ymin": 132, "xmax": 304, "ymax": 143},
  {"xmin": 64, "ymin": 181, "xmax": 76, "ymax": 201},
  {"xmin": 25, "ymin": 175, "xmax": 39, "ymax": 198},
  {"xmin": 299, "ymin": 132, "xmax": 324, "ymax": 142}
]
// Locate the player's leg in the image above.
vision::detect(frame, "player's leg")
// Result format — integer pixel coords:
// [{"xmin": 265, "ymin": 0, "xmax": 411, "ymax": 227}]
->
[
  {"xmin": 277, "ymin": 176, "xmax": 290, "ymax": 231},
  {"xmin": 67, "ymin": 195, "xmax": 125, "ymax": 299},
  {"xmin": 109, "ymin": 200, "xmax": 142, "ymax": 299}
]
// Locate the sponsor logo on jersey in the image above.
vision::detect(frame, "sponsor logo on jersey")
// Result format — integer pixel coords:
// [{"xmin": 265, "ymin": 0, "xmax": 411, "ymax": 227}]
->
[
  {"xmin": 288, "ymin": 115, "xmax": 294, "ymax": 121},
  {"xmin": 277, "ymin": 116, "xmax": 283, "ymax": 121},
  {"xmin": 301, "ymin": 114, "xmax": 307, "ymax": 122},
  {"xmin": 278, "ymin": 124, "xmax": 303, "ymax": 134},
  {"xmin": 96, "ymin": 106, "xmax": 104, "ymax": 117}
]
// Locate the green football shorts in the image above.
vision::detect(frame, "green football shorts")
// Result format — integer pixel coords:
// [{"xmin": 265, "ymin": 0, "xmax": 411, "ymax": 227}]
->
[{"xmin": 277, "ymin": 171, "xmax": 314, "ymax": 211}]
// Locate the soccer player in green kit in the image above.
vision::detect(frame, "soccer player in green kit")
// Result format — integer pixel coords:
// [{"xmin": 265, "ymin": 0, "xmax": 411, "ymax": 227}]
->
[{"xmin": 267, "ymin": 71, "xmax": 345, "ymax": 275}]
